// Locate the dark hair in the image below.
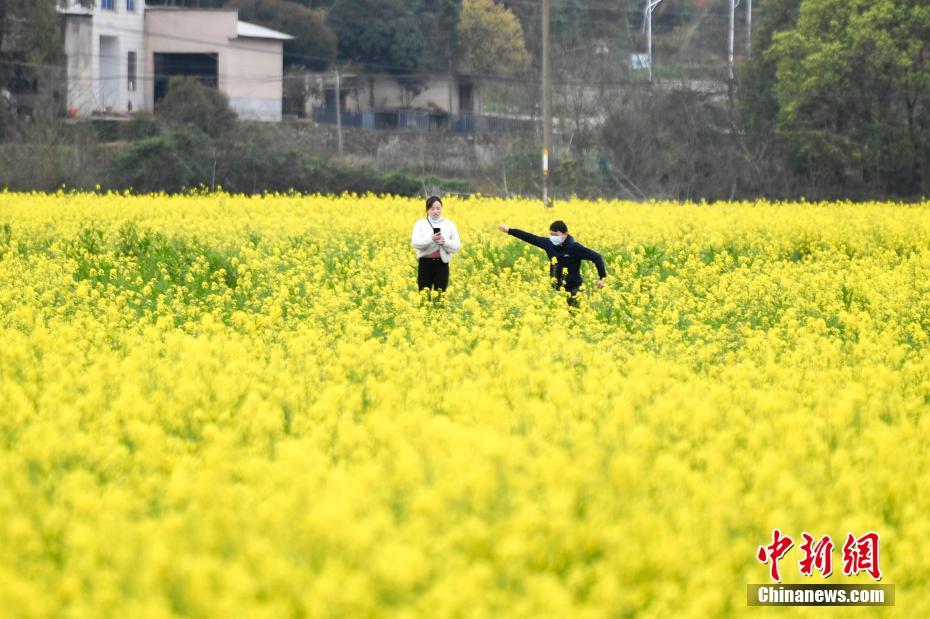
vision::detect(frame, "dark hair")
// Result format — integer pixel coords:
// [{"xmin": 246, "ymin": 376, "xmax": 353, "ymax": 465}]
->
[
  {"xmin": 549, "ymin": 220, "xmax": 568, "ymax": 234},
  {"xmin": 426, "ymin": 195, "xmax": 442, "ymax": 211}
]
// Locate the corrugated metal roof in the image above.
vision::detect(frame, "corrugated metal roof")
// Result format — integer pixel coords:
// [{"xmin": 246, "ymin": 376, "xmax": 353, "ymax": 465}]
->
[{"xmin": 236, "ymin": 21, "xmax": 293, "ymax": 41}]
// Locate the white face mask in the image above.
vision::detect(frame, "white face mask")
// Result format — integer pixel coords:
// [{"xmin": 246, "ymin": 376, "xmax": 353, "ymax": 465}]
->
[
  {"xmin": 550, "ymin": 234, "xmax": 563, "ymax": 246},
  {"xmin": 428, "ymin": 215, "xmax": 442, "ymax": 225}
]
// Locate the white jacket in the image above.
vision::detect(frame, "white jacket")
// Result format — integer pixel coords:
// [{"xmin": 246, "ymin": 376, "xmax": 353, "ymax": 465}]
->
[{"xmin": 411, "ymin": 217, "xmax": 461, "ymax": 263}]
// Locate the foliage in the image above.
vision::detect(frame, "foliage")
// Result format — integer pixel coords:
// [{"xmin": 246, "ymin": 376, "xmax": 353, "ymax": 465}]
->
[
  {"xmin": 327, "ymin": 0, "xmax": 424, "ymax": 76},
  {"xmin": 0, "ymin": 0, "xmax": 66, "ymax": 92},
  {"xmin": 601, "ymin": 89, "xmax": 752, "ymax": 200},
  {"xmin": 2, "ymin": 193, "xmax": 930, "ymax": 615},
  {"xmin": 105, "ymin": 123, "xmax": 458, "ymax": 196},
  {"xmin": 456, "ymin": 0, "xmax": 529, "ymax": 79},
  {"xmin": 415, "ymin": 0, "xmax": 463, "ymax": 72},
  {"xmin": 209, "ymin": 124, "xmax": 424, "ymax": 194},
  {"xmin": 155, "ymin": 76, "xmax": 237, "ymax": 138},
  {"xmin": 107, "ymin": 124, "xmax": 214, "ymax": 193},
  {"xmin": 0, "ymin": 101, "xmax": 107, "ymax": 191},
  {"xmin": 736, "ymin": 0, "xmax": 803, "ymax": 146},
  {"xmin": 502, "ymin": 0, "xmax": 636, "ymax": 71},
  {"xmin": 748, "ymin": 0, "xmax": 930, "ymax": 197},
  {"xmin": 225, "ymin": 0, "xmax": 338, "ymax": 70}
]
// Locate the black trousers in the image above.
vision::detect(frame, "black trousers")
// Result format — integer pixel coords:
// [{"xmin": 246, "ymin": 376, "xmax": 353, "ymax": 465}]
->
[
  {"xmin": 567, "ymin": 287, "xmax": 581, "ymax": 307},
  {"xmin": 554, "ymin": 281, "xmax": 582, "ymax": 306},
  {"xmin": 418, "ymin": 257, "xmax": 449, "ymax": 291}
]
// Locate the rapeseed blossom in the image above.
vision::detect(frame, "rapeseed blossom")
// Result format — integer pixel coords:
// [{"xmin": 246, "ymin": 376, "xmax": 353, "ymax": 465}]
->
[{"xmin": 1, "ymin": 191, "xmax": 927, "ymax": 617}]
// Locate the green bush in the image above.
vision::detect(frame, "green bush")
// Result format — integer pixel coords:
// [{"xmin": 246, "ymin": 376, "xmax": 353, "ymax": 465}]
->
[
  {"xmin": 108, "ymin": 125, "xmax": 213, "ymax": 193},
  {"xmin": 122, "ymin": 113, "xmax": 161, "ymax": 141},
  {"xmin": 156, "ymin": 76, "xmax": 236, "ymax": 138}
]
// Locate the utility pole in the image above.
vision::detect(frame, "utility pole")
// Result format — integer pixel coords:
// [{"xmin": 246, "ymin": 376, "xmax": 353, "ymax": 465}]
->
[
  {"xmin": 542, "ymin": 0, "xmax": 552, "ymax": 206},
  {"xmin": 727, "ymin": 0, "xmax": 736, "ymax": 81},
  {"xmin": 643, "ymin": 0, "xmax": 665, "ymax": 83},
  {"xmin": 335, "ymin": 67, "xmax": 343, "ymax": 159},
  {"xmin": 746, "ymin": 0, "xmax": 753, "ymax": 58}
]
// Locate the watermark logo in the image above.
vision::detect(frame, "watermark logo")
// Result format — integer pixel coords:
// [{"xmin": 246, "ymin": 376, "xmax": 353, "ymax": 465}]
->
[
  {"xmin": 750, "ymin": 529, "xmax": 893, "ymax": 607},
  {"xmin": 756, "ymin": 528, "xmax": 794, "ymax": 582},
  {"xmin": 799, "ymin": 532, "xmax": 833, "ymax": 577},
  {"xmin": 747, "ymin": 584, "xmax": 895, "ymax": 606},
  {"xmin": 842, "ymin": 532, "xmax": 882, "ymax": 580}
]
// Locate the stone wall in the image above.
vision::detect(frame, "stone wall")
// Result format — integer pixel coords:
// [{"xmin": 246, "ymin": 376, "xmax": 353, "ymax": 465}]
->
[{"xmin": 284, "ymin": 123, "xmax": 541, "ymax": 178}]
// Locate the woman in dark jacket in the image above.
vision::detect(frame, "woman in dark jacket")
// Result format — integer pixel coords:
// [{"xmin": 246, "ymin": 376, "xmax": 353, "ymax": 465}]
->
[{"xmin": 498, "ymin": 220, "xmax": 606, "ymax": 303}]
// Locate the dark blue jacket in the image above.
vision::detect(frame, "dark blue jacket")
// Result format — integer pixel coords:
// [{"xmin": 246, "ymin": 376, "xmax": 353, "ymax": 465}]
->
[{"xmin": 508, "ymin": 228, "xmax": 607, "ymax": 290}]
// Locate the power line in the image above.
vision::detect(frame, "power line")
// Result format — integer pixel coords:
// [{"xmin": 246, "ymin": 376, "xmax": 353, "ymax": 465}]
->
[
  {"xmin": 502, "ymin": 0, "xmax": 730, "ymax": 18},
  {"xmin": 1, "ymin": 57, "xmax": 739, "ymax": 92},
  {"xmin": 54, "ymin": 10, "xmax": 741, "ymax": 78},
  {"xmin": 1, "ymin": 5, "xmax": 761, "ymax": 109},
  {"xmin": 45, "ymin": 22, "xmax": 737, "ymax": 89}
]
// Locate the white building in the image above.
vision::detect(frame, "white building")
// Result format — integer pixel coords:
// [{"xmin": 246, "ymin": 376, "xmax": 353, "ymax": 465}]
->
[
  {"xmin": 59, "ymin": 1, "xmax": 293, "ymax": 121},
  {"xmin": 145, "ymin": 8, "xmax": 292, "ymax": 121},
  {"xmin": 307, "ymin": 72, "xmax": 474, "ymax": 116},
  {"xmin": 61, "ymin": 0, "xmax": 145, "ymax": 116}
]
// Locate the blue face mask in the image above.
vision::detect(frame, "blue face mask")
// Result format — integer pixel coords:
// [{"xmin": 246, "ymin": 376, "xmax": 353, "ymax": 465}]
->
[
  {"xmin": 550, "ymin": 234, "xmax": 563, "ymax": 246},
  {"xmin": 428, "ymin": 215, "xmax": 442, "ymax": 225}
]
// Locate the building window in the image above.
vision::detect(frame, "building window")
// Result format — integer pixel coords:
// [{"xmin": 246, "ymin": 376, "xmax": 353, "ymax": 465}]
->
[
  {"xmin": 127, "ymin": 51, "xmax": 137, "ymax": 92},
  {"xmin": 101, "ymin": 0, "xmax": 115, "ymax": 10},
  {"xmin": 126, "ymin": 0, "xmax": 135, "ymax": 11}
]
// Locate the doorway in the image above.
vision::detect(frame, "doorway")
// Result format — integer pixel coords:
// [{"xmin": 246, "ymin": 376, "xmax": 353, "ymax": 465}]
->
[
  {"xmin": 153, "ymin": 53, "xmax": 219, "ymax": 103},
  {"xmin": 98, "ymin": 36, "xmax": 120, "ymax": 111}
]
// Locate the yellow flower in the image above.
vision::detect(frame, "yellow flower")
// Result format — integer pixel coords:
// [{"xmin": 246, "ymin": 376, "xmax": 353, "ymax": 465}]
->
[{"xmin": 0, "ymin": 191, "xmax": 928, "ymax": 616}]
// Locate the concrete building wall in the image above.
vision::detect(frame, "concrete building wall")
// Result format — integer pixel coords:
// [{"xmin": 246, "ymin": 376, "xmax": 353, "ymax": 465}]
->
[
  {"xmin": 145, "ymin": 10, "xmax": 285, "ymax": 122},
  {"xmin": 143, "ymin": 9, "xmax": 236, "ymax": 114},
  {"xmin": 61, "ymin": 0, "xmax": 146, "ymax": 115},
  {"xmin": 410, "ymin": 76, "xmax": 459, "ymax": 113},
  {"xmin": 92, "ymin": 1, "xmax": 145, "ymax": 113},
  {"xmin": 319, "ymin": 73, "xmax": 460, "ymax": 115},
  {"xmin": 63, "ymin": 15, "xmax": 94, "ymax": 116},
  {"xmin": 62, "ymin": 4, "xmax": 289, "ymax": 121},
  {"xmin": 354, "ymin": 74, "xmax": 460, "ymax": 113},
  {"xmin": 227, "ymin": 38, "xmax": 285, "ymax": 121}
]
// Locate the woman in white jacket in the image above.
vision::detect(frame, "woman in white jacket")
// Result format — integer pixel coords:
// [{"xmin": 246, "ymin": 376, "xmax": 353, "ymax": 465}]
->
[{"xmin": 411, "ymin": 196, "xmax": 461, "ymax": 292}]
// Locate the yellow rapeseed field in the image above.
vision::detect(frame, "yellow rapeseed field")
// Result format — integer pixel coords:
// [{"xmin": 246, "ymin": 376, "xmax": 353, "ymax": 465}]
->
[{"xmin": 1, "ymin": 191, "xmax": 927, "ymax": 618}]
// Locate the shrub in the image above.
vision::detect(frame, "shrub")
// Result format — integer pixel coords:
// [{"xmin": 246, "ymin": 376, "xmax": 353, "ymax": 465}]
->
[
  {"xmin": 156, "ymin": 76, "xmax": 236, "ymax": 137},
  {"xmin": 108, "ymin": 125, "xmax": 213, "ymax": 193}
]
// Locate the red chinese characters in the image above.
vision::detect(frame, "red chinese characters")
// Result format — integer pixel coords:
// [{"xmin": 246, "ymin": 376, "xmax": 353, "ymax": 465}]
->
[
  {"xmin": 842, "ymin": 532, "xmax": 882, "ymax": 580},
  {"xmin": 798, "ymin": 532, "xmax": 834, "ymax": 577},
  {"xmin": 757, "ymin": 528, "xmax": 794, "ymax": 582},
  {"xmin": 757, "ymin": 530, "xmax": 883, "ymax": 581}
]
